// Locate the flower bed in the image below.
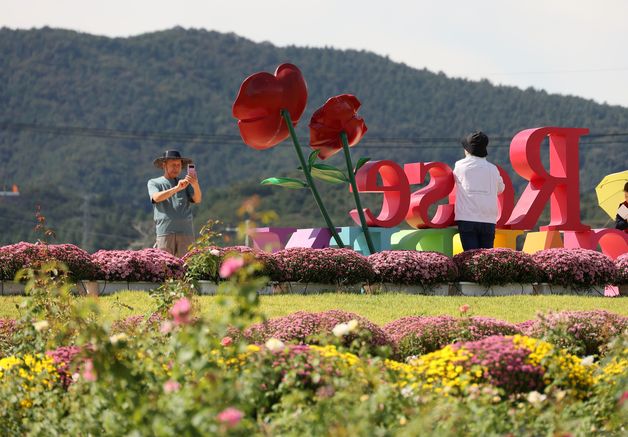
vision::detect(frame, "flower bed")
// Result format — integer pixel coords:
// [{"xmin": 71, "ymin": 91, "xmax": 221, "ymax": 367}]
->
[
  {"xmin": 91, "ymin": 248, "xmax": 185, "ymax": 282},
  {"xmin": 271, "ymin": 248, "xmax": 374, "ymax": 285},
  {"xmin": 616, "ymin": 253, "xmax": 628, "ymax": 284},
  {"xmin": 368, "ymin": 250, "xmax": 457, "ymax": 285},
  {"xmin": 383, "ymin": 315, "xmax": 521, "ymax": 359},
  {"xmin": 2, "ymin": 292, "xmax": 628, "ymax": 435},
  {"xmin": 392, "ymin": 335, "xmax": 595, "ymax": 396},
  {"xmin": 532, "ymin": 248, "xmax": 617, "ymax": 289},
  {"xmin": 0, "ymin": 242, "xmax": 98, "ymax": 281},
  {"xmin": 243, "ymin": 310, "xmax": 391, "ymax": 352},
  {"xmin": 453, "ymin": 248, "xmax": 542, "ymax": 286},
  {"xmin": 519, "ymin": 310, "xmax": 628, "ymax": 357}
]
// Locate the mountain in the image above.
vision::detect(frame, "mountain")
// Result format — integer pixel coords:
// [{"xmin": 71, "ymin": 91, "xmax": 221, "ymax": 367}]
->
[{"xmin": 0, "ymin": 27, "xmax": 626, "ymax": 249}]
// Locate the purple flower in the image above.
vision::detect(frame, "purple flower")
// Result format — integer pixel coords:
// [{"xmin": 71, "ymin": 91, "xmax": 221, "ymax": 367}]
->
[
  {"xmin": 453, "ymin": 248, "xmax": 542, "ymax": 286},
  {"xmin": 46, "ymin": 345, "xmax": 82, "ymax": 388},
  {"xmin": 368, "ymin": 251, "xmax": 457, "ymax": 285},
  {"xmin": 532, "ymin": 248, "xmax": 617, "ymax": 289},
  {"xmin": 271, "ymin": 248, "xmax": 374, "ymax": 284},
  {"xmin": 91, "ymin": 249, "xmax": 185, "ymax": 282},
  {"xmin": 615, "ymin": 253, "xmax": 628, "ymax": 284},
  {"xmin": 0, "ymin": 242, "xmax": 98, "ymax": 280},
  {"xmin": 384, "ymin": 315, "xmax": 520, "ymax": 358},
  {"xmin": 454, "ymin": 336, "xmax": 545, "ymax": 393}
]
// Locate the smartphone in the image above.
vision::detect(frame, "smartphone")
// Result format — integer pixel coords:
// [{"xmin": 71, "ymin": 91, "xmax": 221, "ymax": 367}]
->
[{"xmin": 187, "ymin": 164, "xmax": 196, "ymax": 177}]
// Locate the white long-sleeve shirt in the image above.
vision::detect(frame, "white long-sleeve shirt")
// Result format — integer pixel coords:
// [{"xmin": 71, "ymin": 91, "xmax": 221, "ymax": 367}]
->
[{"xmin": 453, "ymin": 155, "xmax": 505, "ymax": 224}]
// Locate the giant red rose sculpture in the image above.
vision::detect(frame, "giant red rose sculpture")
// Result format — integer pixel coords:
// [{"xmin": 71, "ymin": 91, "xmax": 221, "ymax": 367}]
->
[
  {"xmin": 233, "ymin": 64, "xmax": 344, "ymax": 248},
  {"xmin": 308, "ymin": 94, "xmax": 375, "ymax": 253},
  {"xmin": 309, "ymin": 94, "xmax": 368, "ymax": 160},
  {"xmin": 232, "ymin": 63, "xmax": 307, "ymax": 150}
]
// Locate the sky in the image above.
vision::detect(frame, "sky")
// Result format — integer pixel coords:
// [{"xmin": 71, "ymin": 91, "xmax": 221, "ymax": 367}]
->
[{"xmin": 4, "ymin": 0, "xmax": 628, "ymax": 108}]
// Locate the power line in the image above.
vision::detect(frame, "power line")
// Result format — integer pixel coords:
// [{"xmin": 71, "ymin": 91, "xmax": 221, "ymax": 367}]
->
[
  {"xmin": 1, "ymin": 121, "xmax": 627, "ymax": 149},
  {"xmin": 0, "ymin": 214, "xmax": 138, "ymax": 242},
  {"xmin": 488, "ymin": 67, "xmax": 628, "ymax": 76}
]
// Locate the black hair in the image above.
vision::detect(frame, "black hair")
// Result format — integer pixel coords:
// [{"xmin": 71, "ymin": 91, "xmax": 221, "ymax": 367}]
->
[{"xmin": 624, "ymin": 181, "xmax": 628, "ymax": 192}]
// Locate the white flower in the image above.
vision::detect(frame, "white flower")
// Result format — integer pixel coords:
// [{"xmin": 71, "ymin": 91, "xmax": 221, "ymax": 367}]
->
[
  {"xmin": 332, "ymin": 322, "xmax": 351, "ymax": 337},
  {"xmin": 554, "ymin": 390, "xmax": 567, "ymax": 401},
  {"xmin": 160, "ymin": 320, "xmax": 174, "ymax": 334},
  {"xmin": 527, "ymin": 391, "xmax": 547, "ymax": 405},
  {"xmin": 109, "ymin": 333, "xmax": 128, "ymax": 345},
  {"xmin": 33, "ymin": 320, "xmax": 49, "ymax": 332},
  {"xmin": 265, "ymin": 338, "xmax": 285, "ymax": 352},
  {"xmin": 210, "ymin": 249, "xmax": 221, "ymax": 256},
  {"xmin": 400, "ymin": 386, "xmax": 414, "ymax": 398},
  {"xmin": 347, "ymin": 319, "xmax": 359, "ymax": 332},
  {"xmin": 581, "ymin": 355, "xmax": 595, "ymax": 366}
]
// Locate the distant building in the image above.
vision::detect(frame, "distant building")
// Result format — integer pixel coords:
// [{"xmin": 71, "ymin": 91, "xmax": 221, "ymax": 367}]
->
[{"xmin": 0, "ymin": 184, "xmax": 20, "ymax": 196}]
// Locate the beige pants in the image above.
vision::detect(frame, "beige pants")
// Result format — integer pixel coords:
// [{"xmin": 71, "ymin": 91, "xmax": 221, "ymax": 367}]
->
[{"xmin": 155, "ymin": 234, "xmax": 194, "ymax": 258}]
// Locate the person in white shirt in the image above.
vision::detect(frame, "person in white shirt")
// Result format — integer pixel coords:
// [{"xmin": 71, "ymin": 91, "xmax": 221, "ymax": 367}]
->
[{"xmin": 453, "ymin": 131, "xmax": 505, "ymax": 251}]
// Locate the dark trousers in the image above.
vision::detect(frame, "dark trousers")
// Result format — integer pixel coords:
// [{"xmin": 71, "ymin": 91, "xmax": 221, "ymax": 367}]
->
[{"xmin": 457, "ymin": 220, "xmax": 496, "ymax": 251}]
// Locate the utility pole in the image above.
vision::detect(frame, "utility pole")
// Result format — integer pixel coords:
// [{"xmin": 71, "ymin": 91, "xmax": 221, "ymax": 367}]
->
[{"xmin": 81, "ymin": 194, "xmax": 92, "ymax": 251}]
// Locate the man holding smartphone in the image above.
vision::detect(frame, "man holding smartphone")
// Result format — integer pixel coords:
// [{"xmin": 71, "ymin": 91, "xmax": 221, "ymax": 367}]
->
[{"xmin": 147, "ymin": 150, "xmax": 202, "ymax": 257}]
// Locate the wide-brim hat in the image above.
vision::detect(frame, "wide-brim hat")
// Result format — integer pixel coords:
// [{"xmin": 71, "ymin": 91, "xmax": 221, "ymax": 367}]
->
[
  {"xmin": 153, "ymin": 150, "xmax": 193, "ymax": 168},
  {"xmin": 461, "ymin": 131, "xmax": 489, "ymax": 157}
]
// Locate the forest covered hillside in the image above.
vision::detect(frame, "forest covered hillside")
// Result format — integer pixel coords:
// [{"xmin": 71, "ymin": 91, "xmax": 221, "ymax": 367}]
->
[{"xmin": 1, "ymin": 27, "xmax": 626, "ymax": 249}]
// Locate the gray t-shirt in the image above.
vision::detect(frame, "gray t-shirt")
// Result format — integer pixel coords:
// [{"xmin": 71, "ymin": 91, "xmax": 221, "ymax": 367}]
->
[{"xmin": 147, "ymin": 176, "xmax": 195, "ymax": 236}]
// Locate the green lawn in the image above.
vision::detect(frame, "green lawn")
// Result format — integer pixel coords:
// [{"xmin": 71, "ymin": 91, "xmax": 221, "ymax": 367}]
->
[{"xmin": 1, "ymin": 291, "xmax": 626, "ymax": 324}]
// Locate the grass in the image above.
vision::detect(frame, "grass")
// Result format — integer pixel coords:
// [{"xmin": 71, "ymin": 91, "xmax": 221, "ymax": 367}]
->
[{"xmin": 1, "ymin": 291, "xmax": 627, "ymax": 325}]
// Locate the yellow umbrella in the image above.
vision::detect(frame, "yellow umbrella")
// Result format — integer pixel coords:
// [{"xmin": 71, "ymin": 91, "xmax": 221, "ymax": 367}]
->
[{"xmin": 595, "ymin": 170, "xmax": 628, "ymax": 219}]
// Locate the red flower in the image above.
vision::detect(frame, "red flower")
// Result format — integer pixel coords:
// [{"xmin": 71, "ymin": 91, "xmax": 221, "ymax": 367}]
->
[
  {"xmin": 309, "ymin": 94, "xmax": 368, "ymax": 160},
  {"xmin": 232, "ymin": 63, "xmax": 308, "ymax": 150}
]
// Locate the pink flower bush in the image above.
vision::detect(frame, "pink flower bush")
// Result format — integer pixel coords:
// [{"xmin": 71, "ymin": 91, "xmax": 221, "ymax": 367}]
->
[
  {"xmin": 91, "ymin": 248, "xmax": 185, "ymax": 282},
  {"xmin": 453, "ymin": 336, "xmax": 546, "ymax": 394},
  {"xmin": 532, "ymin": 248, "xmax": 617, "ymax": 289},
  {"xmin": 519, "ymin": 310, "xmax": 628, "ymax": 357},
  {"xmin": 616, "ymin": 253, "xmax": 628, "ymax": 284},
  {"xmin": 272, "ymin": 248, "xmax": 374, "ymax": 285},
  {"xmin": 0, "ymin": 242, "xmax": 98, "ymax": 281},
  {"xmin": 383, "ymin": 315, "xmax": 521, "ymax": 358},
  {"xmin": 243, "ymin": 310, "xmax": 391, "ymax": 350},
  {"xmin": 453, "ymin": 248, "xmax": 542, "ymax": 286},
  {"xmin": 368, "ymin": 250, "xmax": 457, "ymax": 285}
]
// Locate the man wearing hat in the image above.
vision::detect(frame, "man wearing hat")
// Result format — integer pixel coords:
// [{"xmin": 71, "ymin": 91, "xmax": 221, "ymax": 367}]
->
[
  {"xmin": 147, "ymin": 150, "xmax": 202, "ymax": 257},
  {"xmin": 453, "ymin": 131, "xmax": 505, "ymax": 251}
]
